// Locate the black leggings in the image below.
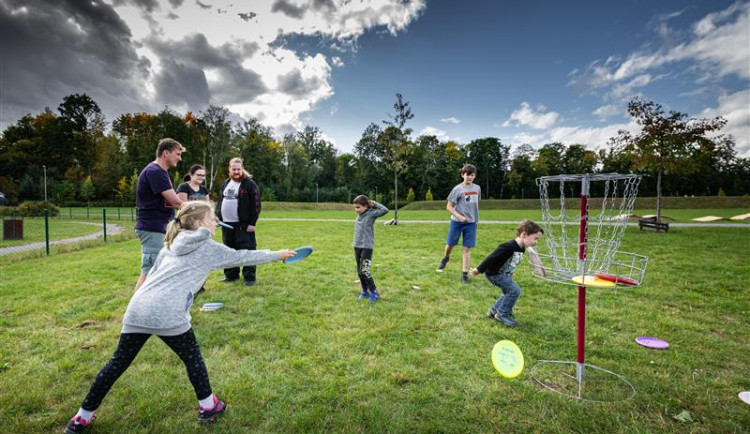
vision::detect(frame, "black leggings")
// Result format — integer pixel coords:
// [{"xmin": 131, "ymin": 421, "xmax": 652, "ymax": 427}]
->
[
  {"xmin": 354, "ymin": 247, "xmax": 376, "ymax": 292},
  {"xmin": 81, "ymin": 329, "xmax": 211, "ymax": 411}
]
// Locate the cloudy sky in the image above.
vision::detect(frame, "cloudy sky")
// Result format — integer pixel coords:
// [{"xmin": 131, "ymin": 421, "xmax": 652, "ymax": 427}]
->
[{"xmin": 1, "ymin": 0, "xmax": 748, "ymax": 156}]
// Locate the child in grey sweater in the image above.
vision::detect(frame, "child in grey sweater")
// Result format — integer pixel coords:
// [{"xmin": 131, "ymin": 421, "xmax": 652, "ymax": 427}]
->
[
  {"xmin": 352, "ymin": 195, "xmax": 389, "ymax": 301},
  {"xmin": 64, "ymin": 201, "xmax": 294, "ymax": 434}
]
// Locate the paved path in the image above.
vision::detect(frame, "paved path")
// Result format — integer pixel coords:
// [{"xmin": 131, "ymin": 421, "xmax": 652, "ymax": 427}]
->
[
  {"xmin": 0, "ymin": 222, "xmax": 125, "ymax": 256},
  {"xmin": 261, "ymin": 217, "xmax": 750, "ymax": 228},
  {"xmin": 2, "ymin": 217, "xmax": 746, "ymax": 257}
]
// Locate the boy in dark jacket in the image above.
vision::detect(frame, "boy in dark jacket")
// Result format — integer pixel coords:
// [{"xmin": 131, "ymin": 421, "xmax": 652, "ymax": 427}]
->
[{"xmin": 470, "ymin": 220, "xmax": 543, "ymax": 327}]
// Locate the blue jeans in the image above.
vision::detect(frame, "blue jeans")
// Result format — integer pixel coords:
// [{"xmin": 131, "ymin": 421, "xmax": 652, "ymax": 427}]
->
[{"xmin": 487, "ymin": 273, "xmax": 522, "ymax": 316}]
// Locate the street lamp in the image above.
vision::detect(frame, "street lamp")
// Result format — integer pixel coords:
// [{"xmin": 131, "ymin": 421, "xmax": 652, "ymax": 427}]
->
[{"xmin": 42, "ymin": 165, "xmax": 47, "ymax": 202}]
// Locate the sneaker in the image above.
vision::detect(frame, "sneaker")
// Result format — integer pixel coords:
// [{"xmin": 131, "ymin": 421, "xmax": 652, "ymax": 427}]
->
[
  {"xmin": 198, "ymin": 396, "xmax": 226, "ymax": 424},
  {"xmin": 487, "ymin": 307, "xmax": 498, "ymax": 319},
  {"xmin": 496, "ymin": 314, "xmax": 519, "ymax": 327},
  {"xmin": 368, "ymin": 290, "xmax": 380, "ymax": 302},
  {"xmin": 436, "ymin": 256, "xmax": 449, "ymax": 272},
  {"xmin": 462, "ymin": 273, "xmax": 469, "ymax": 284},
  {"xmin": 65, "ymin": 415, "xmax": 96, "ymax": 434},
  {"xmin": 358, "ymin": 290, "xmax": 368, "ymax": 300}
]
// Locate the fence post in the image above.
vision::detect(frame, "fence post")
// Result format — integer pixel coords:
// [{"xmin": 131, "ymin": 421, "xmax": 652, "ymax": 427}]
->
[
  {"xmin": 102, "ymin": 209, "xmax": 107, "ymax": 242},
  {"xmin": 69, "ymin": 208, "xmax": 72, "ymax": 219},
  {"xmin": 45, "ymin": 209, "xmax": 50, "ymax": 256},
  {"xmin": 131, "ymin": 207, "xmax": 134, "ymax": 221},
  {"xmin": 118, "ymin": 207, "xmax": 121, "ymax": 220},
  {"xmin": 86, "ymin": 207, "xmax": 90, "ymax": 219}
]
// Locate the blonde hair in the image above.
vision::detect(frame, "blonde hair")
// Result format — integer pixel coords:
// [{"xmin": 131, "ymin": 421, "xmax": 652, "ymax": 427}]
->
[{"xmin": 164, "ymin": 201, "xmax": 215, "ymax": 248}]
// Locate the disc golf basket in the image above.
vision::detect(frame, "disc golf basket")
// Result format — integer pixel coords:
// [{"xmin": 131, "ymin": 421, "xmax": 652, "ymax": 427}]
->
[{"xmin": 528, "ymin": 173, "xmax": 648, "ymax": 402}]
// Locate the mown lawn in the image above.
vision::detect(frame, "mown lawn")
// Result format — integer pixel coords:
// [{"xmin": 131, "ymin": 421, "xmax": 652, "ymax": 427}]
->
[{"xmin": 0, "ymin": 219, "xmax": 748, "ymax": 433}]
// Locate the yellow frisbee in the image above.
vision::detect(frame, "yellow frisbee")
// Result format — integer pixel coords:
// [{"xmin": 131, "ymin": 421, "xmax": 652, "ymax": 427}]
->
[
  {"xmin": 491, "ymin": 340, "xmax": 524, "ymax": 378},
  {"xmin": 571, "ymin": 275, "xmax": 616, "ymax": 288}
]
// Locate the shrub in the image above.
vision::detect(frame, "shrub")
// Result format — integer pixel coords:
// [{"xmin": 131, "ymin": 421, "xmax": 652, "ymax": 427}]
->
[
  {"xmin": 406, "ymin": 187, "xmax": 415, "ymax": 204},
  {"xmin": 16, "ymin": 201, "xmax": 60, "ymax": 217},
  {"xmin": 425, "ymin": 188, "xmax": 434, "ymax": 201}
]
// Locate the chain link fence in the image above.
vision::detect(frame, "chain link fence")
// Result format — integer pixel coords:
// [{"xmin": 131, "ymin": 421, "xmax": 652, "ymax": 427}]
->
[{"xmin": 0, "ymin": 207, "xmax": 136, "ymax": 264}]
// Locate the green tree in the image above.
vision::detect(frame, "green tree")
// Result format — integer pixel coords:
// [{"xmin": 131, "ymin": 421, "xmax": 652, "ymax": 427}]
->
[
  {"xmin": 406, "ymin": 187, "xmax": 415, "ymax": 203},
  {"xmin": 80, "ymin": 176, "xmax": 95, "ymax": 205},
  {"xmin": 381, "ymin": 93, "xmax": 414, "ymax": 224},
  {"xmin": 200, "ymin": 105, "xmax": 232, "ymax": 191},
  {"xmin": 115, "ymin": 176, "xmax": 130, "ymax": 206},
  {"xmin": 612, "ymin": 98, "xmax": 727, "ymax": 223},
  {"xmin": 57, "ymin": 93, "xmax": 106, "ymax": 174},
  {"xmin": 464, "ymin": 137, "xmax": 510, "ymax": 199},
  {"xmin": 425, "ymin": 188, "xmax": 433, "ymax": 201}
]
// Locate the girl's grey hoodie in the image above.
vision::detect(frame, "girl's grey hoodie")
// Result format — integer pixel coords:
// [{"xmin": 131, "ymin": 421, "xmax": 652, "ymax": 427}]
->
[{"xmin": 122, "ymin": 227, "xmax": 280, "ymax": 336}]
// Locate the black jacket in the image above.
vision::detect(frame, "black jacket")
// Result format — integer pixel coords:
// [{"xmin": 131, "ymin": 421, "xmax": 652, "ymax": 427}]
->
[{"xmin": 216, "ymin": 177, "xmax": 261, "ymax": 227}]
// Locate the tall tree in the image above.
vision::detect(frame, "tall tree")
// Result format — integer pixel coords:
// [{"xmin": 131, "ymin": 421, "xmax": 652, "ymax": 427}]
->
[
  {"xmin": 382, "ymin": 93, "xmax": 414, "ymax": 224},
  {"xmin": 58, "ymin": 93, "xmax": 106, "ymax": 175},
  {"xmin": 200, "ymin": 105, "xmax": 232, "ymax": 191},
  {"xmin": 464, "ymin": 137, "xmax": 510, "ymax": 199},
  {"xmin": 612, "ymin": 98, "xmax": 727, "ymax": 223}
]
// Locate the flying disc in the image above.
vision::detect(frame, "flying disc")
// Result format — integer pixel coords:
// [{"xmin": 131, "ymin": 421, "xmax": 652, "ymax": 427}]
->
[
  {"xmin": 635, "ymin": 336, "xmax": 669, "ymax": 349},
  {"xmin": 739, "ymin": 391, "xmax": 750, "ymax": 405},
  {"xmin": 217, "ymin": 221, "xmax": 233, "ymax": 229},
  {"xmin": 594, "ymin": 272, "xmax": 639, "ymax": 286},
  {"xmin": 491, "ymin": 340, "xmax": 524, "ymax": 378},
  {"xmin": 201, "ymin": 302, "xmax": 223, "ymax": 311},
  {"xmin": 285, "ymin": 246, "xmax": 313, "ymax": 264},
  {"xmin": 571, "ymin": 275, "xmax": 616, "ymax": 288}
]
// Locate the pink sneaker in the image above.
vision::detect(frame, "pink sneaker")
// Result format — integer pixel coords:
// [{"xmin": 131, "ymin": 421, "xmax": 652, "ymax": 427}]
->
[
  {"xmin": 198, "ymin": 395, "xmax": 226, "ymax": 424},
  {"xmin": 64, "ymin": 414, "xmax": 96, "ymax": 433}
]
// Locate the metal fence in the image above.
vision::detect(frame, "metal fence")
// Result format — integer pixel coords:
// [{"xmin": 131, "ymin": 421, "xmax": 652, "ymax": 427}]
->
[{"xmin": 0, "ymin": 208, "xmax": 135, "ymax": 263}]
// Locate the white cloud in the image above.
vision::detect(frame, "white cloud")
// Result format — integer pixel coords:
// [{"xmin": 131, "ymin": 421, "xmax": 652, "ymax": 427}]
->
[
  {"xmin": 698, "ymin": 89, "xmax": 750, "ymax": 157},
  {"xmin": 502, "ymin": 102, "xmax": 560, "ymax": 130},
  {"xmin": 419, "ymin": 126, "xmax": 450, "ymax": 141},
  {"xmin": 592, "ymin": 104, "xmax": 623, "ymax": 121},
  {"xmin": 569, "ymin": 2, "xmax": 750, "ymax": 99},
  {"xmin": 439, "ymin": 117, "xmax": 460, "ymax": 124}
]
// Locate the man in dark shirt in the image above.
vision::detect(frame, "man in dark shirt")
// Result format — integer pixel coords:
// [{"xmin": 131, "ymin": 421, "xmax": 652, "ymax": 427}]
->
[{"xmin": 134, "ymin": 138, "xmax": 184, "ymax": 291}]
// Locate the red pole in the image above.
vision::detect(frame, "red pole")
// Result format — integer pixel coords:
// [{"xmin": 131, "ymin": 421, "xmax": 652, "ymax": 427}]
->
[{"xmin": 577, "ymin": 186, "xmax": 589, "ymax": 367}]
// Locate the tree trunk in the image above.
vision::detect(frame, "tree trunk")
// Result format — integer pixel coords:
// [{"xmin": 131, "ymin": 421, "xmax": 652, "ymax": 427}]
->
[
  {"xmin": 393, "ymin": 171, "xmax": 399, "ymax": 224},
  {"xmin": 656, "ymin": 166, "xmax": 663, "ymax": 223}
]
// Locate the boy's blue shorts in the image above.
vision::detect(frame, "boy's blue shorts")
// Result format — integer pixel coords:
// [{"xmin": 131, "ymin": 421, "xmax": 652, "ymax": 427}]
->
[{"xmin": 446, "ymin": 220, "xmax": 477, "ymax": 248}]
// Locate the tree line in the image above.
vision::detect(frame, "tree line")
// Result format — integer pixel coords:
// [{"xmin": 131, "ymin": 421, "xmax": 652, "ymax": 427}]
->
[{"xmin": 0, "ymin": 93, "xmax": 747, "ymax": 207}]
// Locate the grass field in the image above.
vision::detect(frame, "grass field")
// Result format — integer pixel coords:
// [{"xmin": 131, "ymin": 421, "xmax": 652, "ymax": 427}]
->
[
  {"xmin": 1, "ymin": 218, "xmax": 749, "ymax": 433},
  {"xmin": 0, "ymin": 218, "xmax": 105, "ymax": 248}
]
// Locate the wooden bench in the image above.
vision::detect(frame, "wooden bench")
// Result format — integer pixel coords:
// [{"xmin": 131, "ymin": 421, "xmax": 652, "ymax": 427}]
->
[{"xmin": 638, "ymin": 217, "xmax": 669, "ymax": 232}]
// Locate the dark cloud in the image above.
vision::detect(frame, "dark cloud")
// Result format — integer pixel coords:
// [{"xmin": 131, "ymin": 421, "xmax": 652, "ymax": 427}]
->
[
  {"xmin": 0, "ymin": 0, "xmax": 150, "ymax": 127},
  {"xmin": 153, "ymin": 59, "xmax": 211, "ymax": 111},
  {"xmin": 195, "ymin": 0, "xmax": 211, "ymax": 10},
  {"xmin": 145, "ymin": 33, "xmax": 266, "ymax": 105},
  {"xmin": 271, "ymin": 0, "xmax": 305, "ymax": 19},
  {"xmin": 277, "ymin": 70, "xmax": 323, "ymax": 97},
  {"xmin": 238, "ymin": 11, "xmax": 256, "ymax": 22},
  {"xmin": 168, "ymin": 0, "xmax": 185, "ymax": 8}
]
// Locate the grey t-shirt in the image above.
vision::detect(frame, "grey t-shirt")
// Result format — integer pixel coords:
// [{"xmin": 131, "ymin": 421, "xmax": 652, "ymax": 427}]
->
[
  {"xmin": 353, "ymin": 202, "xmax": 389, "ymax": 249},
  {"xmin": 447, "ymin": 182, "xmax": 481, "ymax": 223},
  {"xmin": 220, "ymin": 180, "xmax": 241, "ymax": 222}
]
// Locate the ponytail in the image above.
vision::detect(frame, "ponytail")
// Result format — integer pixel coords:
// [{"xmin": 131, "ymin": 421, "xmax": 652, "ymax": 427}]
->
[{"xmin": 164, "ymin": 201, "xmax": 215, "ymax": 248}]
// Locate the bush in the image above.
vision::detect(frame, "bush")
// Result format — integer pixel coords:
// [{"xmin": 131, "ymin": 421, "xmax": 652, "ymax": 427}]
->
[
  {"xmin": 425, "ymin": 188, "xmax": 434, "ymax": 201},
  {"xmin": 16, "ymin": 201, "xmax": 60, "ymax": 217}
]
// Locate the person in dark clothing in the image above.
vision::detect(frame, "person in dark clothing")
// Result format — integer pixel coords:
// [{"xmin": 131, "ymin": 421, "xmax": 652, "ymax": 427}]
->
[
  {"xmin": 215, "ymin": 157, "xmax": 261, "ymax": 286},
  {"xmin": 470, "ymin": 220, "xmax": 543, "ymax": 327}
]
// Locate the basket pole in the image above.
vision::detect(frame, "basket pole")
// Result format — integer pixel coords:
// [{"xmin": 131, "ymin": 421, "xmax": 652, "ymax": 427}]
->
[{"xmin": 576, "ymin": 176, "xmax": 590, "ymax": 396}]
